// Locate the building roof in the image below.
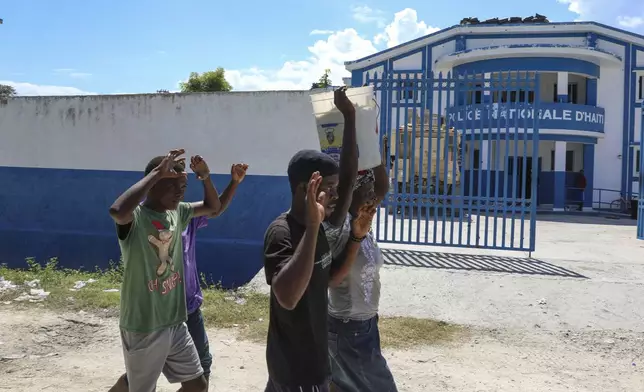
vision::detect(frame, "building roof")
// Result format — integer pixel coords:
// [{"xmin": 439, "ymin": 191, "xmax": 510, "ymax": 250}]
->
[{"xmin": 345, "ymin": 21, "xmax": 644, "ymax": 71}]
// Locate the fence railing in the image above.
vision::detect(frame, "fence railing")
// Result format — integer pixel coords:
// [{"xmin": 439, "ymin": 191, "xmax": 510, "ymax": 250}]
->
[{"xmin": 588, "ymin": 188, "xmax": 639, "ymax": 213}]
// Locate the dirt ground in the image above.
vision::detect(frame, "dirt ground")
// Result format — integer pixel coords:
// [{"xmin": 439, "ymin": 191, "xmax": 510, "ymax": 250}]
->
[
  {"xmin": 2, "ymin": 215, "xmax": 644, "ymax": 391},
  {"xmin": 0, "ymin": 307, "xmax": 642, "ymax": 392}
]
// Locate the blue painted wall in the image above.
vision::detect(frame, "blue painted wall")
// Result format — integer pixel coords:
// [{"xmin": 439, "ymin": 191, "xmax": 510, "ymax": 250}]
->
[
  {"xmin": 453, "ymin": 57, "xmax": 601, "ymax": 78},
  {"xmin": 0, "ymin": 167, "xmax": 290, "ymax": 288}
]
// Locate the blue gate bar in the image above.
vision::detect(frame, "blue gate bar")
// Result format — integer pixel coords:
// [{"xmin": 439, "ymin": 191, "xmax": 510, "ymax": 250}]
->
[{"xmin": 370, "ymin": 70, "xmax": 539, "ymax": 251}]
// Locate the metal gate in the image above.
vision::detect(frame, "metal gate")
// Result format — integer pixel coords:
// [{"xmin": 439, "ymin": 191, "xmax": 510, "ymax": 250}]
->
[
  {"xmin": 638, "ymin": 111, "xmax": 644, "ymax": 240},
  {"xmin": 367, "ymin": 71, "xmax": 541, "ymax": 252}
]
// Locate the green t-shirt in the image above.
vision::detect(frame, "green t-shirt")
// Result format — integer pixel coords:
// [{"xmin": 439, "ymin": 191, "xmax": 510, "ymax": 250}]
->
[{"xmin": 118, "ymin": 202, "xmax": 194, "ymax": 333}]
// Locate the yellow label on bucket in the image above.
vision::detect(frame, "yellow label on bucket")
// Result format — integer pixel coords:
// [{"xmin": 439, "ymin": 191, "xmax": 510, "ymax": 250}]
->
[{"xmin": 318, "ymin": 122, "xmax": 343, "ymax": 163}]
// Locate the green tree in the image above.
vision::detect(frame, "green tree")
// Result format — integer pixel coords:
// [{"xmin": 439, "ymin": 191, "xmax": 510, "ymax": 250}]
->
[
  {"xmin": 311, "ymin": 69, "xmax": 332, "ymax": 90},
  {"xmin": 0, "ymin": 84, "xmax": 16, "ymax": 98},
  {"xmin": 180, "ymin": 68, "xmax": 233, "ymax": 93}
]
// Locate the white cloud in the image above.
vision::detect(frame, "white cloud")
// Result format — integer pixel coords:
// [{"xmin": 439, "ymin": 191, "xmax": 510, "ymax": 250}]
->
[
  {"xmin": 224, "ymin": 8, "xmax": 439, "ymax": 91},
  {"xmin": 352, "ymin": 5, "xmax": 387, "ymax": 28},
  {"xmin": 0, "ymin": 80, "xmax": 95, "ymax": 96},
  {"xmin": 53, "ymin": 68, "xmax": 92, "ymax": 79},
  {"xmin": 557, "ymin": 0, "xmax": 644, "ymax": 31},
  {"xmin": 374, "ymin": 8, "xmax": 440, "ymax": 48},
  {"xmin": 310, "ymin": 29, "xmax": 334, "ymax": 35},
  {"xmin": 617, "ymin": 16, "xmax": 644, "ymax": 28}
]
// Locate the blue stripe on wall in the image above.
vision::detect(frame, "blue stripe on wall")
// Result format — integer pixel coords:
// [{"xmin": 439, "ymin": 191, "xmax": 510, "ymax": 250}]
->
[
  {"xmin": 0, "ymin": 167, "xmax": 290, "ymax": 288},
  {"xmin": 453, "ymin": 57, "xmax": 600, "ymax": 78}
]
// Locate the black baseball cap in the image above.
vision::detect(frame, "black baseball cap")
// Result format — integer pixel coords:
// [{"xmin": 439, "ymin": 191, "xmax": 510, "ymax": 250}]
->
[{"xmin": 287, "ymin": 149, "xmax": 338, "ymax": 190}]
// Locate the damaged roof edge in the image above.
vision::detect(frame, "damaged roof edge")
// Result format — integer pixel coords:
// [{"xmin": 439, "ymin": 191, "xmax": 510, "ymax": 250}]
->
[{"xmin": 344, "ymin": 21, "xmax": 644, "ymax": 70}]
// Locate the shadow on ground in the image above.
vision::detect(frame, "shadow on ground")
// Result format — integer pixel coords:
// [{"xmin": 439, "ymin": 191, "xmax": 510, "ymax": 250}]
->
[
  {"xmin": 536, "ymin": 213, "xmax": 637, "ymax": 226},
  {"xmin": 382, "ymin": 249, "xmax": 587, "ymax": 278}
]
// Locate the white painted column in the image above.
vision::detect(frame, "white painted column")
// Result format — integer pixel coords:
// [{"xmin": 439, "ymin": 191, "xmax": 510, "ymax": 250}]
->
[
  {"xmin": 556, "ymin": 72, "xmax": 569, "ymax": 103},
  {"xmin": 482, "ymin": 72, "xmax": 491, "ymax": 171},
  {"xmin": 483, "ymin": 72, "xmax": 492, "ymax": 103},
  {"xmin": 481, "ymin": 140, "xmax": 489, "ymax": 170},
  {"xmin": 553, "ymin": 141, "xmax": 567, "ymax": 211}
]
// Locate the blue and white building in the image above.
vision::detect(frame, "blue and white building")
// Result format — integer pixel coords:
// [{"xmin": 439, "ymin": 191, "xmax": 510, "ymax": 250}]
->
[{"xmin": 345, "ymin": 21, "xmax": 644, "ymax": 211}]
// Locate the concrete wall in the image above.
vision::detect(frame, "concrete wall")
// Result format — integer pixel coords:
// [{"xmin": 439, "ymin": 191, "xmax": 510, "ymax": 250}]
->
[{"xmin": 0, "ymin": 92, "xmax": 321, "ymax": 287}]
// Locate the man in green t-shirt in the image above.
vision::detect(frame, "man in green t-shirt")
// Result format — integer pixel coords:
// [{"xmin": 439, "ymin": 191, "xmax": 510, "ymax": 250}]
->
[{"xmin": 108, "ymin": 149, "xmax": 221, "ymax": 392}]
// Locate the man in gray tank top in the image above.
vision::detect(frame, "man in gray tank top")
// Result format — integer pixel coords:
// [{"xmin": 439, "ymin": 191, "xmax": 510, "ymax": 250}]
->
[{"xmin": 325, "ymin": 163, "xmax": 399, "ymax": 392}]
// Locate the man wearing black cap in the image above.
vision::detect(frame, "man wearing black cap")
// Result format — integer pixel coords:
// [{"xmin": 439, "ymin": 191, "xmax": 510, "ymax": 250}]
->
[{"xmin": 262, "ymin": 88, "xmax": 362, "ymax": 391}]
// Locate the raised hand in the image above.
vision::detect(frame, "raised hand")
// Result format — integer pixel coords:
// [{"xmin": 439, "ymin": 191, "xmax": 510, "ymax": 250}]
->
[
  {"xmin": 351, "ymin": 204, "xmax": 377, "ymax": 238},
  {"xmin": 155, "ymin": 149, "xmax": 187, "ymax": 178},
  {"xmin": 305, "ymin": 171, "xmax": 327, "ymax": 228},
  {"xmin": 231, "ymin": 163, "xmax": 249, "ymax": 184},
  {"xmin": 334, "ymin": 87, "xmax": 355, "ymax": 116},
  {"xmin": 190, "ymin": 155, "xmax": 210, "ymax": 180}
]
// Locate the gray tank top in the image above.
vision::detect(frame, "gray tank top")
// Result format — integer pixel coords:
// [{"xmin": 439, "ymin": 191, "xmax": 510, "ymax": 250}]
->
[{"xmin": 324, "ymin": 217, "xmax": 384, "ymax": 321}]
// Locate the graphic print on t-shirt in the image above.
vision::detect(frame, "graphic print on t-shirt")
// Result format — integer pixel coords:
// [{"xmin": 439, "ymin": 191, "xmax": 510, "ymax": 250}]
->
[
  {"xmin": 315, "ymin": 250, "xmax": 333, "ymax": 269},
  {"xmin": 148, "ymin": 220, "xmax": 176, "ymax": 277}
]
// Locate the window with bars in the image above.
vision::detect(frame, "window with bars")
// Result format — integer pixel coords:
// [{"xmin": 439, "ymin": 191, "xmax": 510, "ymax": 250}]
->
[{"xmin": 493, "ymin": 90, "xmax": 535, "ymax": 103}]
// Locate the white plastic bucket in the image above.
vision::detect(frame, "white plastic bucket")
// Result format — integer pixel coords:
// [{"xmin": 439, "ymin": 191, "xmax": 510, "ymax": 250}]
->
[{"xmin": 310, "ymin": 86, "xmax": 380, "ymax": 171}]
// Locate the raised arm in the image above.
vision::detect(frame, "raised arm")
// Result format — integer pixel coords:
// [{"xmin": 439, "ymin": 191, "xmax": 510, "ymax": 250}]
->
[
  {"xmin": 109, "ymin": 149, "xmax": 186, "ymax": 233},
  {"xmin": 210, "ymin": 163, "xmax": 248, "ymax": 218},
  {"xmin": 265, "ymin": 172, "xmax": 326, "ymax": 310},
  {"xmin": 188, "ymin": 155, "xmax": 222, "ymax": 217},
  {"xmin": 329, "ymin": 205, "xmax": 377, "ymax": 286},
  {"xmin": 328, "ymin": 88, "xmax": 358, "ymax": 227}
]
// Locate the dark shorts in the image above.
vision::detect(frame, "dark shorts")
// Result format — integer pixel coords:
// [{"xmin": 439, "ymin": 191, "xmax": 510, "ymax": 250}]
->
[
  {"xmin": 264, "ymin": 378, "xmax": 330, "ymax": 392},
  {"xmin": 123, "ymin": 308, "xmax": 212, "ymax": 384},
  {"xmin": 328, "ymin": 315, "xmax": 398, "ymax": 392}
]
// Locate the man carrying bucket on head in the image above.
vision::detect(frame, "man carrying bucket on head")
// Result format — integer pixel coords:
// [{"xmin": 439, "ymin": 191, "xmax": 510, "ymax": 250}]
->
[{"xmin": 262, "ymin": 87, "xmax": 375, "ymax": 391}]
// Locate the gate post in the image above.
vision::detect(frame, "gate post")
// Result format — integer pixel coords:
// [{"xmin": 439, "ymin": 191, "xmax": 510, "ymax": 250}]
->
[{"xmin": 638, "ymin": 110, "xmax": 644, "ymax": 239}]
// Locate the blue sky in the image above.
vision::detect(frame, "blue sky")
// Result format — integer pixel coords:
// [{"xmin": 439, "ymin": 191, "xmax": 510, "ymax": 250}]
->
[{"xmin": 0, "ymin": 0, "xmax": 642, "ymax": 95}]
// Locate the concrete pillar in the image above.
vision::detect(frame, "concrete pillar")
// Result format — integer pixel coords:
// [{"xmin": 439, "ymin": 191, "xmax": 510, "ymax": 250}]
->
[
  {"xmin": 583, "ymin": 144, "xmax": 594, "ymax": 210},
  {"xmin": 481, "ymin": 140, "xmax": 489, "ymax": 169},
  {"xmin": 553, "ymin": 141, "xmax": 567, "ymax": 211},
  {"xmin": 557, "ymin": 72, "xmax": 569, "ymax": 103}
]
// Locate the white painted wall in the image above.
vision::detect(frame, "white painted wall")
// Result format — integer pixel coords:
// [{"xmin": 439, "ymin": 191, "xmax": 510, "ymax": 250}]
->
[
  {"xmin": 392, "ymin": 51, "xmax": 423, "ymax": 70},
  {"xmin": 466, "ymin": 37, "xmax": 585, "ymax": 50},
  {"xmin": 636, "ymin": 50, "xmax": 644, "ymax": 67},
  {"xmin": 0, "ymin": 93, "xmax": 321, "ymax": 175},
  {"xmin": 635, "ymin": 108, "xmax": 642, "ymax": 144},
  {"xmin": 593, "ymin": 43, "xmax": 625, "ymax": 193},
  {"xmin": 430, "ymin": 40, "xmax": 456, "ymax": 72},
  {"xmin": 362, "ymin": 65, "xmax": 385, "ymax": 83},
  {"xmin": 596, "ymin": 39, "xmax": 626, "ymax": 60}
]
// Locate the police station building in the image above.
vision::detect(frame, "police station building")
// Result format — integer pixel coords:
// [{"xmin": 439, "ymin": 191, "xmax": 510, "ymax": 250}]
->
[{"xmin": 345, "ymin": 19, "xmax": 644, "ymax": 211}]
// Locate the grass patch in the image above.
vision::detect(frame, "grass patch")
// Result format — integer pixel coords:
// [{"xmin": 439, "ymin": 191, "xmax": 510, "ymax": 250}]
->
[
  {"xmin": 200, "ymin": 290, "xmax": 269, "ymax": 342},
  {"xmin": 0, "ymin": 258, "xmax": 462, "ymax": 348},
  {"xmin": 0, "ymin": 258, "xmax": 121, "ymax": 312},
  {"xmin": 379, "ymin": 317, "xmax": 463, "ymax": 349}
]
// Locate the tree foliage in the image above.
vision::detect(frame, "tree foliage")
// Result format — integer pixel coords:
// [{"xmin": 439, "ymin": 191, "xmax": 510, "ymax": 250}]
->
[
  {"xmin": 180, "ymin": 68, "xmax": 233, "ymax": 93},
  {"xmin": 0, "ymin": 84, "xmax": 17, "ymax": 98},
  {"xmin": 311, "ymin": 69, "xmax": 332, "ymax": 90}
]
